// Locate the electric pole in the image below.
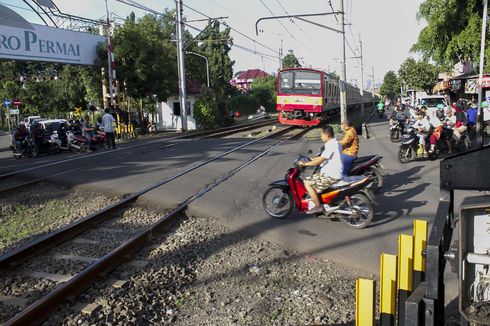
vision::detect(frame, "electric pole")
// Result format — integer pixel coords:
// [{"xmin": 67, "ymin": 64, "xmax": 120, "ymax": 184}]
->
[
  {"xmin": 279, "ymin": 39, "xmax": 283, "ymax": 70},
  {"xmin": 176, "ymin": 0, "xmax": 188, "ymax": 131},
  {"xmin": 476, "ymin": 0, "xmax": 488, "ymax": 148},
  {"xmin": 359, "ymin": 34, "xmax": 364, "ymax": 115},
  {"xmin": 371, "ymin": 66, "xmax": 375, "ymax": 108},
  {"xmin": 339, "ymin": 0, "xmax": 347, "ymax": 124}
]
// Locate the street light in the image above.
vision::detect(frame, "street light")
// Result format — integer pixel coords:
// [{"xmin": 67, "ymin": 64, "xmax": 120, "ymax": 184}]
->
[{"xmin": 185, "ymin": 51, "xmax": 210, "ymax": 88}]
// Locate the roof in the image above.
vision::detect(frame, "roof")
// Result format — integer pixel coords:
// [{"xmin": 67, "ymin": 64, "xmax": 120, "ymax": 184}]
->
[{"xmin": 236, "ymin": 69, "xmax": 271, "ymax": 80}]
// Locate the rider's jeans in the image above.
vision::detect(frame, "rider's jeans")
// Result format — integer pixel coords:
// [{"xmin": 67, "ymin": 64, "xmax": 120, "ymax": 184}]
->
[{"xmin": 342, "ymin": 154, "xmax": 356, "ymax": 176}]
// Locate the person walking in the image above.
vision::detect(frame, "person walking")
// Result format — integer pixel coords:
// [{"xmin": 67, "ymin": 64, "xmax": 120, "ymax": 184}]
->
[{"xmin": 102, "ymin": 108, "xmax": 117, "ymax": 149}]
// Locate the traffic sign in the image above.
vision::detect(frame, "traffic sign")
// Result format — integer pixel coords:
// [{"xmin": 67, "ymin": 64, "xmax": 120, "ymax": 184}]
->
[
  {"xmin": 9, "ymin": 109, "xmax": 19, "ymax": 115},
  {"xmin": 3, "ymin": 100, "xmax": 11, "ymax": 107},
  {"xmin": 13, "ymin": 99, "xmax": 22, "ymax": 106}
]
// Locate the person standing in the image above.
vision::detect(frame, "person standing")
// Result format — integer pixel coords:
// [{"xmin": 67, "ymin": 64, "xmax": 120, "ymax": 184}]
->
[{"xmin": 102, "ymin": 108, "xmax": 117, "ymax": 149}]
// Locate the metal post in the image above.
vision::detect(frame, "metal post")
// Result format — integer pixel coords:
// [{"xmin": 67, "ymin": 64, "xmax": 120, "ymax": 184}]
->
[
  {"xmin": 176, "ymin": 0, "xmax": 188, "ymax": 132},
  {"xmin": 185, "ymin": 51, "xmax": 209, "ymax": 88},
  {"xmin": 104, "ymin": 0, "xmax": 115, "ymax": 108},
  {"xmin": 359, "ymin": 34, "xmax": 364, "ymax": 115},
  {"xmin": 371, "ymin": 66, "xmax": 375, "ymax": 108},
  {"xmin": 280, "ymin": 39, "xmax": 283, "ymax": 70},
  {"xmin": 476, "ymin": 0, "xmax": 488, "ymax": 148},
  {"xmin": 339, "ymin": 0, "xmax": 347, "ymax": 124}
]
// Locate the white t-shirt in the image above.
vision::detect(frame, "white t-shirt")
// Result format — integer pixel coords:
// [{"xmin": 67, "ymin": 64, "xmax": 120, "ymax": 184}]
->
[
  {"xmin": 102, "ymin": 113, "xmax": 116, "ymax": 133},
  {"xmin": 414, "ymin": 118, "xmax": 430, "ymax": 132},
  {"xmin": 319, "ymin": 138, "xmax": 343, "ymax": 180},
  {"xmin": 444, "ymin": 115, "xmax": 457, "ymax": 128}
]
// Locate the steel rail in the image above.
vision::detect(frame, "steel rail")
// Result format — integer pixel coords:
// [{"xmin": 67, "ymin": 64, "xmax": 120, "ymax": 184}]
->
[
  {"xmin": 0, "ymin": 119, "xmax": 276, "ymax": 190},
  {"xmin": 0, "ymin": 125, "xmax": 294, "ymax": 269},
  {"xmin": 3, "ymin": 126, "xmax": 311, "ymax": 326}
]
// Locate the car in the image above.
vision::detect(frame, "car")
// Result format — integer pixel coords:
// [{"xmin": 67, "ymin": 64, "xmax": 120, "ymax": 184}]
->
[
  {"xmin": 38, "ymin": 119, "xmax": 69, "ymax": 132},
  {"xmin": 23, "ymin": 115, "xmax": 42, "ymax": 128},
  {"xmin": 417, "ymin": 95, "xmax": 448, "ymax": 121}
]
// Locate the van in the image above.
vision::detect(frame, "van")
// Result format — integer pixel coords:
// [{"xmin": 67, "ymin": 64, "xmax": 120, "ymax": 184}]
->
[{"xmin": 24, "ymin": 116, "xmax": 42, "ymax": 128}]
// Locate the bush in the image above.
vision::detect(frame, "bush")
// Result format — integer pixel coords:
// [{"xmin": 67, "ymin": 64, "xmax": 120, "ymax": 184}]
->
[{"xmin": 227, "ymin": 94, "xmax": 258, "ymax": 116}]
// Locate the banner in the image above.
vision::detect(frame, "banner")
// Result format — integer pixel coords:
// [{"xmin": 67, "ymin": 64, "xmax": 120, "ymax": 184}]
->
[{"xmin": 0, "ymin": 5, "xmax": 105, "ymax": 65}]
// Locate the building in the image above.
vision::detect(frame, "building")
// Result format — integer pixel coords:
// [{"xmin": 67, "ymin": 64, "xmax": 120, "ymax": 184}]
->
[
  {"xmin": 230, "ymin": 69, "xmax": 271, "ymax": 92},
  {"xmin": 155, "ymin": 80, "xmax": 201, "ymax": 131}
]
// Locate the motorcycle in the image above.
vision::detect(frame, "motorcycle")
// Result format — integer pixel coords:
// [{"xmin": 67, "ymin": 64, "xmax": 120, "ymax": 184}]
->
[
  {"xmin": 389, "ymin": 118, "xmax": 405, "ymax": 143},
  {"xmin": 262, "ymin": 155, "xmax": 375, "ymax": 229},
  {"xmin": 377, "ymin": 108, "xmax": 385, "ymax": 118},
  {"xmin": 398, "ymin": 127, "xmax": 438, "ymax": 163},
  {"xmin": 12, "ymin": 137, "xmax": 39, "ymax": 159}
]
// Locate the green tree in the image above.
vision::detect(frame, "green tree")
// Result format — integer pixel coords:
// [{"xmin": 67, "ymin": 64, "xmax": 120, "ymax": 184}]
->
[
  {"xmin": 282, "ymin": 50, "xmax": 301, "ymax": 68},
  {"xmin": 250, "ymin": 76, "xmax": 276, "ymax": 111},
  {"xmin": 398, "ymin": 58, "xmax": 438, "ymax": 93},
  {"xmin": 379, "ymin": 71, "xmax": 400, "ymax": 100},
  {"xmin": 412, "ymin": 0, "xmax": 487, "ymax": 71}
]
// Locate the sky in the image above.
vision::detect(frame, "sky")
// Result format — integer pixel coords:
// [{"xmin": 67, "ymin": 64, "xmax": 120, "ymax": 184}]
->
[{"xmin": 1, "ymin": 0, "xmax": 426, "ymax": 88}]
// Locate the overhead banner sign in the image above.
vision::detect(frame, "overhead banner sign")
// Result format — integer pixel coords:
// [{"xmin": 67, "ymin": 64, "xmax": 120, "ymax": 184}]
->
[{"xmin": 0, "ymin": 4, "xmax": 105, "ymax": 65}]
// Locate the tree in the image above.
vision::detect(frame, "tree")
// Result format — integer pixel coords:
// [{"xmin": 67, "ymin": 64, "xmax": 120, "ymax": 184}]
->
[
  {"xmin": 250, "ymin": 76, "xmax": 276, "ymax": 111},
  {"xmin": 398, "ymin": 58, "xmax": 438, "ymax": 93},
  {"xmin": 412, "ymin": 0, "xmax": 487, "ymax": 71},
  {"xmin": 379, "ymin": 71, "xmax": 400, "ymax": 100},
  {"xmin": 282, "ymin": 50, "xmax": 301, "ymax": 69}
]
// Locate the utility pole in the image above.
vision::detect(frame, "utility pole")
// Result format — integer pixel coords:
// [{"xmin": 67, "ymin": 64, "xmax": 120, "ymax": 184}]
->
[
  {"xmin": 104, "ymin": 0, "xmax": 116, "ymax": 109},
  {"xmin": 359, "ymin": 34, "xmax": 364, "ymax": 115},
  {"xmin": 176, "ymin": 0, "xmax": 188, "ymax": 132},
  {"xmin": 371, "ymin": 66, "xmax": 375, "ymax": 108},
  {"xmin": 476, "ymin": 0, "xmax": 488, "ymax": 148},
  {"xmin": 339, "ymin": 0, "xmax": 347, "ymax": 124},
  {"xmin": 279, "ymin": 39, "xmax": 283, "ymax": 70}
]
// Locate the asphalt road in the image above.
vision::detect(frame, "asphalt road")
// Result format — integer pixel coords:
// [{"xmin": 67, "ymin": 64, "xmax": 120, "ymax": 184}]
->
[{"xmin": 3, "ymin": 116, "xmax": 487, "ymax": 305}]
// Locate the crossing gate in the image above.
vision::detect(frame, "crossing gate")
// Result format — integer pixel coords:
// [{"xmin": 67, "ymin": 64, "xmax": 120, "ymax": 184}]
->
[{"xmin": 356, "ymin": 220, "xmax": 428, "ymax": 326}]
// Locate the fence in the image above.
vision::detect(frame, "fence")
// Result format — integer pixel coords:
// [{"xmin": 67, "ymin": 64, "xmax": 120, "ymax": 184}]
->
[
  {"xmin": 356, "ymin": 219, "xmax": 428, "ymax": 326},
  {"xmin": 115, "ymin": 113, "xmax": 136, "ymax": 140}
]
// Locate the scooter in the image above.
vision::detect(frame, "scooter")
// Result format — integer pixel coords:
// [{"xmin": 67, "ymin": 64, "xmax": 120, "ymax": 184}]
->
[
  {"xmin": 389, "ymin": 117, "xmax": 405, "ymax": 143},
  {"xmin": 398, "ymin": 127, "xmax": 438, "ymax": 163},
  {"xmin": 12, "ymin": 137, "xmax": 39, "ymax": 159},
  {"xmin": 262, "ymin": 155, "xmax": 375, "ymax": 229}
]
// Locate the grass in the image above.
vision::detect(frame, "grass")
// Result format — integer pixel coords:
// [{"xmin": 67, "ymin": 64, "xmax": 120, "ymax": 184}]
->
[{"xmin": 0, "ymin": 199, "xmax": 71, "ymax": 248}]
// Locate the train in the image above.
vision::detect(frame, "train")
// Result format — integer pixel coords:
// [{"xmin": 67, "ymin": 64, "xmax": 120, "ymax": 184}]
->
[{"xmin": 276, "ymin": 67, "xmax": 375, "ymax": 126}]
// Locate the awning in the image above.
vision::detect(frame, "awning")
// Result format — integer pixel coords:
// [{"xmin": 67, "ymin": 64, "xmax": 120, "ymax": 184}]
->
[{"xmin": 432, "ymin": 81, "xmax": 450, "ymax": 93}]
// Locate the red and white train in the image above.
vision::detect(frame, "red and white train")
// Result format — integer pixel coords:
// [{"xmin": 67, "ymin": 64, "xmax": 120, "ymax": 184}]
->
[{"xmin": 276, "ymin": 67, "xmax": 374, "ymax": 126}]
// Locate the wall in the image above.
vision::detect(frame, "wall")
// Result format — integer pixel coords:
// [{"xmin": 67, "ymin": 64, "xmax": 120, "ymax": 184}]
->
[{"xmin": 155, "ymin": 95, "xmax": 197, "ymax": 131}]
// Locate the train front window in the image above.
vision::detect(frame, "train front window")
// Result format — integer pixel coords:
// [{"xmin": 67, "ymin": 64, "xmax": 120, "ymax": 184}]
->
[{"xmin": 279, "ymin": 70, "xmax": 321, "ymax": 95}]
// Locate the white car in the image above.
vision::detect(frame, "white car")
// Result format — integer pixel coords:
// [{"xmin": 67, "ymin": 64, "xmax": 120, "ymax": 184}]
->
[{"xmin": 417, "ymin": 95, "xmax": 448, "ymax": 121}]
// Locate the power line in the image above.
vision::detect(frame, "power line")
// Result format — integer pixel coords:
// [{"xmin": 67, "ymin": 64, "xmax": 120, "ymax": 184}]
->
[{"xmin": 182, "ymin": 3, "xmax": 278, "ymax": 56}]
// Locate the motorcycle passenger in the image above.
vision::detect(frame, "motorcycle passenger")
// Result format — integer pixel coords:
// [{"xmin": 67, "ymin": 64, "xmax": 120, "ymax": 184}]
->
[
  {"xmin": 443, "ymin": 107, "xmax": 457, "ymax": 154},
  {"xmin": 31, "ymin": 122, "xmax": 44, "ymax": 150},
  {"xmin": 453, "ymin": 102, "xmax": 468, "ymax": 143},
  {"xmin": 73, "ymin": 120, "xmax": 82, "ymax": 135},
  {"xmin": 82, "ymin": 117, "xmax": 95, "ymax": 151},
  {"xmin": 298, "ymin": 125, "xmax": 343, "ymax": 214},
  {"xmin": 413, "ymin": 110, "xmax": 430, "ymax": 157},
  {"xmin": 339, "ymin": 119, "xmax": 359, "ymax": 176},
  {"xmin": 13, "ymin": 123, "xmax": 29, "ymax": 152},
  {"xmin": 466, "ymin": 102, "xmax": 477, "ymax": 137}
]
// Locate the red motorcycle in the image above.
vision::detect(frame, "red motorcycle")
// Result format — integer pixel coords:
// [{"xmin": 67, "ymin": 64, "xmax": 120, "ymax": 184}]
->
[{"xmin": 262, "ymin": 155, "xmax": 375, "ymax": 228}]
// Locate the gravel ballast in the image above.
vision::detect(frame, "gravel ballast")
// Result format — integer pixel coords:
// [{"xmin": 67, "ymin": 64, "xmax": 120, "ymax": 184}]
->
[{"xmin": 45, "ymin": 214, "xmax": 369, "ymax": 325}]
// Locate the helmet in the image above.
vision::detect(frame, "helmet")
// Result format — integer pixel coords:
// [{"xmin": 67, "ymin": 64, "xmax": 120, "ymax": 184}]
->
[
  {"xmin": 437, "ymin": 104, "xmax": 444, "ymax": 110},
  {"xmin": 482, "ymin": 101, "xmax": 488, "ymax": 108}
]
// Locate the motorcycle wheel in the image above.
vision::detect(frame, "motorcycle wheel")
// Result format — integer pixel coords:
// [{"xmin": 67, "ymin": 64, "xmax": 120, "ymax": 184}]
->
[
  {"xmin": 398, "ymin": 146, "xmax": 414, "ymax": 164},
  {"xmin": 339, "ymin": 193, "xmax": 373, "ymax": 229},
  {"xmin": 31, "ymin": 145, "xmax": 39, "ymax": 158},
  {"xmin": 48, "ymin": 144, "xmax": 59, "ymax": 155},
  {"xmin": 365, "ymin": 166, "xmax": 383, "ymax": 193},
  {"xmin": 390, "ymin": 129, "xmax": 401, "ymax": 143},
  {"xmin": 14, "ymin": 152, "xmax": 22, "ymax": 160},
  {"xmin": 262, "ymin": 186, "xmax": 293, "ymax": 219},
  {"xmin": 70, "ymin": 144, "xmax": 82, "ymax": 154}
]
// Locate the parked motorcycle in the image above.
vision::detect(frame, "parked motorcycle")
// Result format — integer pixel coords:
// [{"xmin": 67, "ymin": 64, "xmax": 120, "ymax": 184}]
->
[
  {"xmin": 262, "ymin": 155, "xmax": 375, "ymax": 229},
  {"xmin": 398, "ymin": 127, "xmax": 438, "ymax": 163},
  {"xmin": 12, "ymin": 137, "xmax": 39, "ymax": 159}
]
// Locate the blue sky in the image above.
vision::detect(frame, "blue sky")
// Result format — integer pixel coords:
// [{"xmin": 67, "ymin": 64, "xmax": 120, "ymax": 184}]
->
[{"xmin": 1, "ymin": 0, "xmax": 426, "ymax": 88}]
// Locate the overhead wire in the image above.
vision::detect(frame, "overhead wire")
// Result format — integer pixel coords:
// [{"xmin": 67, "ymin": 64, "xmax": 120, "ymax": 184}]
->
[{"xmin": 182, "ymin": 2, "xmax": 278, "ymax": 56}]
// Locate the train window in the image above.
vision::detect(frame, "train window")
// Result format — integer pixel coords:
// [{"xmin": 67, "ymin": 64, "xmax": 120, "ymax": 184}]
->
[
  {"xmin": 294, "ymin": 71, "xmax": 321, "ymax": 91},
  {"xmin": 279, "ymin": 71, "xmax": 293, "ymax": 93}
]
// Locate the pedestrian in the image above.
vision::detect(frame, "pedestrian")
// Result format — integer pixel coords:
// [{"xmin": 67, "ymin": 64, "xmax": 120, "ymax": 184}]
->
[{"xmin": 102, "ymin": 108, "xmax": 117, "ymax": 149}]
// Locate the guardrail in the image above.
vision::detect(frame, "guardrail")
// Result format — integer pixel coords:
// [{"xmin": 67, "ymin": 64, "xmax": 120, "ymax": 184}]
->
[{"xmin": 356, "ymin": 219, "xmax": 428, "ymax": 326}]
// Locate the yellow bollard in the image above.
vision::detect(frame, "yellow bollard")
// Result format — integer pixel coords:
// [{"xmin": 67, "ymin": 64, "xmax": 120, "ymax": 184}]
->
[
  {"xmin": 413, "ymin": 220, "xmax": 428, "ymax": 288},
  {"xmin": 380, "ymin": 253, "xmax": 397, "ymax": 326},
  {"xmin": 356, "ymin": 278, "xmax": 375, "ymax": 326},
  {"xmin": 397, "ymin": 234, "xmax": 414, "ymax": 326}
]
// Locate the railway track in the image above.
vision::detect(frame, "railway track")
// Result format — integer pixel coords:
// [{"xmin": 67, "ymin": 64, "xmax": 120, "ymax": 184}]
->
[
  {"xmin": 0, "ymin": 125, "xmax": 311, "ymax": 325},
  {"xmin": 0, "ymin": 119, "xmax": 277, "ymax": 195}
]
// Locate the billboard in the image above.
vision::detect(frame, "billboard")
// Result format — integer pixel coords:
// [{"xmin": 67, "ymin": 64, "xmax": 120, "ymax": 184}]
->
[{"xmin": 0, "ymin": 4, "xmax": 105, "ymax": 65}]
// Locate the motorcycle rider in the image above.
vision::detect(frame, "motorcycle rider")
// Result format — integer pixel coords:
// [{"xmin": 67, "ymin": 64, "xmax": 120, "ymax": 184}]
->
[
  {"xmin": 298, "ymin": 125, "xmax": 343, "ymax": 214},
  {"xmin": 443, "ymin": 107, "xmax": 457, "ymax": 154},
  {"xmin": 82, "ymin": 116, "xmax": 95, "ymax": 151},
  {"xmin": 13, "ymin": 123, "xmax": 29, "ymax": 152},
  {"xmin": 413, "ymin": 110, "xmax": 430, "ymax": 157},
  {"xmin": 339, "ymin": 119, "xmax": 359, "ymax": 176},
  {"xmin": 377, "ymin": 101, "xmax": 385, "ymax": 116}
]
